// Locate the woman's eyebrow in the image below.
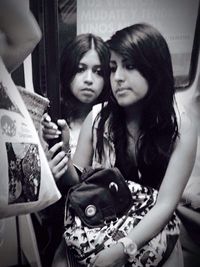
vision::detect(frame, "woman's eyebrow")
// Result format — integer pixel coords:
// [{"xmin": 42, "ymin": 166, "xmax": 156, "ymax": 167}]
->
[
  {"xmin": 79, "ymin": 62, "xmax": 101, "ymax": 67},
  {"xmin": 93, "ymin": 64, "xmax": 102, "ymax": 68}
]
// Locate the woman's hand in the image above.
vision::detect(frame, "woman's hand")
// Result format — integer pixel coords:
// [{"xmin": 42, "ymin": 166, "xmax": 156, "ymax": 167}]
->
[
  {"xmin": 44, "ymin": 117, "xmax": 71, "ymax": 181},
  {"xmin": 90, "ymin": 243, "xmax": 127, "ymax": 267},
  {"xmin": 41, "ymin": 114, "xmax": 70, "ymax": 150},
  {"xmin": 41, "ymin": 113, "xmax": 61, "ymax": 141},
  {"xmin": 46, "ymin": 141, "xmax": 69, "ymax": 181}
]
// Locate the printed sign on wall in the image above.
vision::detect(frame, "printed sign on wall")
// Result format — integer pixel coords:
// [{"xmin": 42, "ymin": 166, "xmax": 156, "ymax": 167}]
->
[{"xmin": 77, "ymin": 0, "xmax": 199, "ymax": 84}]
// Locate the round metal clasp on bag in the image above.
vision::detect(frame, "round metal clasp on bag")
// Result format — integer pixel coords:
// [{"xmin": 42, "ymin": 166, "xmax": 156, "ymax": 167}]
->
[
  {"xmin": 109, "ymin": 182, "xmax": 118, "ymax": 193},
  {"xmin": 85, "ymin": 205, "xmax": 96, "ymax": 217}
]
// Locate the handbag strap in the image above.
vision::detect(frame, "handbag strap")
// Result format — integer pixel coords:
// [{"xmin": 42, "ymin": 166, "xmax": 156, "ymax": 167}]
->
[{"xmin": 74, "ymin": 212, "xmax": 131, "ymax": 262}]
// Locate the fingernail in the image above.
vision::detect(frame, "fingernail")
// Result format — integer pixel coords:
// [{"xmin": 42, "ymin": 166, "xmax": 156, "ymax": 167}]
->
[
  {"xmin": 56, "ymin": 130, "xmax": 61, "ymax": 135},
  {"xmin": 52, "ymin": 124, "xmax": 58, "ymax": 130},
  {"xmin": 57, "ymin": 119, "xmax": 65, "ymax": 123},
  {"xmin": 63, "ymin": 156, "xmax": 68, "ymax": 162},
  {"xmin": 45, "ymin": 115, "xmax": 51, "ymax": 122}
]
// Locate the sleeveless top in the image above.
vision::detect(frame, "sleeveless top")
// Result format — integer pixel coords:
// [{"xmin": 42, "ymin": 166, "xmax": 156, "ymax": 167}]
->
[{"xmin": 91, "ymin": 103, "xmax": 185, "ymax": 190}]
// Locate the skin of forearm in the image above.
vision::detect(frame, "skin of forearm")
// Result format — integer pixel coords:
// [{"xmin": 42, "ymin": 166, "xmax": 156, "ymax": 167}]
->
[
  {"xmin": 56, "ymin": 159, "xmax": 80, "ymax": 195},
  {"xmin": 128, "ymin": 201, "xmax": 178, "ymax": 249},
  {"xmin": 63, "ymin": 158, "xmax": 80, "ymax": 186},
  {"xmin": 3, "ymin": 37, "xmax": 40, "ymax": 73},
  {"xmin": 128, "ymin": 116, "xmax": 197, "ymax": 249}
]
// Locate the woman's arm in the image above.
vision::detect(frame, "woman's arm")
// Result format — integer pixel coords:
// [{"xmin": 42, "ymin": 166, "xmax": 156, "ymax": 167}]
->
[
  {"xmin": 91, "ymin": 113, "xmax": 197, "ymax": 267},
  {"xmin": 74, "ymin": 111, "xmax": 197, "ymax": 248},
  {"xmin": 127, "ymin": 113, "xmax": 197, "ymax": 249},
  {"xmin": 72, "ymin": 110, "xmax": 94, "ymax": 168},
  {"xmin": 44, "ymin": 112, "xmax": 94, "ymax": 187},
  {"xmin": 0, "ymin": 0, "xmax": 41, "ymax": 72},
  {"xmin": 56, "ymin": 111, "xmax": 94, "ymax": 188}
]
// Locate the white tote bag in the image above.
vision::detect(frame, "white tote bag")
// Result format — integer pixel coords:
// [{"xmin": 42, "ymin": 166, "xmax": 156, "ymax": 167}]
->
[{"xmin": 0, "ymin": 58, "xmax": 61, "ymax": 219}]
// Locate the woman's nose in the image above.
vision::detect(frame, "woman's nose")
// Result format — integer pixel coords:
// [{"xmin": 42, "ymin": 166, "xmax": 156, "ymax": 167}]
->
[
  {"xmin": 114, "ymin": 67, "xmax": 125, "ymax": 83},
  {"xmin": 84, "ymin": 70, "xmax": 93, "ymax": 85}
]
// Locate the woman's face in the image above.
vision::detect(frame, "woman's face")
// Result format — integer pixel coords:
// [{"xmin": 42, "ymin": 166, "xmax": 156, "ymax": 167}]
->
[
  {"xmin": 110, "ymin": 51, "xmax": 149, "ymax": 107},
  {"xmin": 70, "ymin": 49, "xmax": 104, "ymax": 104}
]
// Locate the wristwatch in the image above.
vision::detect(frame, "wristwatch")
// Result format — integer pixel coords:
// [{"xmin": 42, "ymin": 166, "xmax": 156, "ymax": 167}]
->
[{"xmin": 118, "ymin": 237, "xmax": 137, "ymax": 263}]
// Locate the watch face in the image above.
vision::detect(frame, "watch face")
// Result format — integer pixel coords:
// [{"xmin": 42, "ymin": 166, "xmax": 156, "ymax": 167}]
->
[
  {"xmin": 126, "ymin": 242, "xmax": 137, "ymax": 256},
  {"xmin": 119, "ymin": 237, "xmax": 137, "ymax": 260}
]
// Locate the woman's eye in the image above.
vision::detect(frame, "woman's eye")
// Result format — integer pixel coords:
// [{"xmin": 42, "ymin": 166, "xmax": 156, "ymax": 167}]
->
[
  {"xmin": 126, "ymin": 64, "xmax": 135, "ymax": 70},
  {"xmin": 94, "ymin": 67, "xmax": 103, "ymax": 76},
  {"xmin": 77, "ymin": 66, "xmax": 86, "ymax": 73},
  {"xmin": 110, "ymin": 66, "xmax": 116, "ymax": 73}
]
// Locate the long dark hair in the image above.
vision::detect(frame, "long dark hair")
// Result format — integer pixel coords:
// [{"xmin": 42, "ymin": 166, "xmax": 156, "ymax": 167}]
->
[
  {"xmin": 95, "ymin": 23, "xmax": 179, "ymax": 188},
  {"xmin": 60, "ymin": 33, "xmax": 110, "ymax": 125}
]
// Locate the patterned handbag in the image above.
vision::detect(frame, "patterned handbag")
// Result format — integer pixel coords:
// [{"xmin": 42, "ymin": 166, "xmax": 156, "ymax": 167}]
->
[
  {"xmin": 64, "ymin": 167, "xmax": 180, "ymax": 266},
  {"xmin": 65, "ymin": 167, "xmax": 133, "ymax": 228}
]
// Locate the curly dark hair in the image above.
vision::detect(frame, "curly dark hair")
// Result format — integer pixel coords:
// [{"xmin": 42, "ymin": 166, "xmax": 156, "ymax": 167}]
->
[{"xmin": 95, "ymin": 23, "xmax": 179, "ymax": 189}]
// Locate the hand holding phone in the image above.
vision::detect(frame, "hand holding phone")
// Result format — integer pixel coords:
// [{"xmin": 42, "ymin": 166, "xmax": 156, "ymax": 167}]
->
[
  {"xmin": 41, "ymin": 113, "xmax": 61, "ymax": 142},
  {"xmin": 41, "ymin": 113, "xmax": 70, "ymax": 154}
]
